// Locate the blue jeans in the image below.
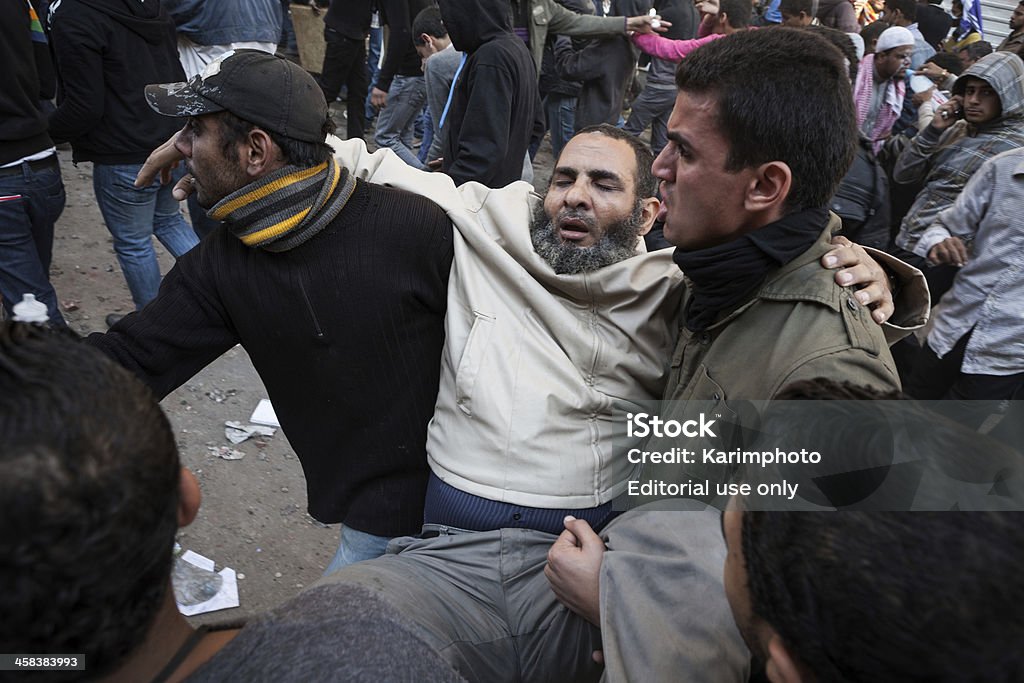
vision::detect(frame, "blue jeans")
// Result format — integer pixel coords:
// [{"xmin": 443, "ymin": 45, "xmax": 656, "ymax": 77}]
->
[
  {"xmin": 324, "ymin": 524, "xmax": 393, "ymax": 575},
  {"xmin": 365, "ymin": 26, "xmax": 383, "ymax": 121},
  {"xmin": 544, "ymin": 93, "xmax": 577, "ymax": 161},
  {"xmin": 92, "ymin": 163, "xmax": 199, "ymax": 310},
  {"xmin": 373, "ymin": 75, "xmax": 428, "ymax": 170},
  {"xmin": 0, "ymin": 157, "xmax": 66, "ymax": 325}
]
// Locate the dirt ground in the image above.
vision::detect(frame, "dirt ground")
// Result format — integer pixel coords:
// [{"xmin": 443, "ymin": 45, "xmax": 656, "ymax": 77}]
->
[{"xmin": 46, "ymin": 129, "xmax": 559, "ymax": 624}]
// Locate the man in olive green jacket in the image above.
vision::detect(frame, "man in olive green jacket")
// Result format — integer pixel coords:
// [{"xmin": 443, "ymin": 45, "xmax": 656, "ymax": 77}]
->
[{"xmin": 545, "ymin": 29, "xmax": 926, "ymax": 682}]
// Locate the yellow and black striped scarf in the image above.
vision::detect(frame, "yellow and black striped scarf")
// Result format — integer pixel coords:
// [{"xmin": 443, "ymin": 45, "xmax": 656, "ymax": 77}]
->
[{"xmin": 209, "ymin": 157, "xmax": 356, "ymax": 252}]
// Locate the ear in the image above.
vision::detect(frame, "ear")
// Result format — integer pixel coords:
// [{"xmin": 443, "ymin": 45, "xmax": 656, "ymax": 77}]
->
[
  {"xmin": 744, "ymin": 161, "xmax": 792, "ymax": 215},
  {"xmin": 244, "ymin": 128, "xmax": 283, "ymax": 178},
  {"xmin": 177, "ymin": 467, "xmax": 201, "ymax": 528},
  {"xmin": 637, "ymin": 197, "xmax": 661, "ymax": 236},
  {"xmin": 764, "ymin": 633, "xmax": 808, "ymax": 683},
  {"xmin": 420, "ymin": 33, "xmax": 433, "ymax": 50}
]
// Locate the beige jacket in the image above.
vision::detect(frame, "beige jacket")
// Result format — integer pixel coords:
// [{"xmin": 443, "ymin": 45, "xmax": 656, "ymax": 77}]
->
[
  {"xmin": 331, "ymin": 139, "xmax": 927, "ymax": 508},
  {"xmin": 332, "ymin": 138, "xmax": 682, "ymax": 507}
]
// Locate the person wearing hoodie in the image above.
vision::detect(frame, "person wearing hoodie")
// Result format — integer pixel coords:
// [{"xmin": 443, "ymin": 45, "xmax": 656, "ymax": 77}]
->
[
  {"xmin": 893, "ymin": 52, "xmax": 1024, "ymax": 266},
  {"xmin": 47, "ymin": 0, "xmax": 198, "ymax": 321},
  {"xmin": 436, "ymin": 0, "xmax": 543, "ymax": 187}
]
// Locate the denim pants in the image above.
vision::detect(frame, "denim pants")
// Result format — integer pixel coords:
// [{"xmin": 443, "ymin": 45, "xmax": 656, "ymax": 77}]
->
[
  {"xmin": 0, "ymin": 157, "xmax": 66, "ymax": 325},
  {"xmin": 92, "ymin": 163, "xmax": 199, "ymax": 310},
  {"xmin": 373, "ymin": 75, "xmax": 428, "ymax": 170},
  {"xmin": 623, "ymin": 83, "xmax": 677, "ymax": 155},
  {"xmin": 543, "ymin": 93, "xmax": 577, "ymax": 161},
  {"xmin": 323, "ymin": 524, "xmax": 393, "ymax": 575}
]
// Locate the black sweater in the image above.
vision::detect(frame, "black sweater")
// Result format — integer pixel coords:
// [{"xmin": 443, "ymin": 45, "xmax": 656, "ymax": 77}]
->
[
  {"xmin": 88, "ymin": 179, "xmax": 454, "ymax": 537},
  {"xmin": 0, "ymin": 0, "xmax": 56, "ymax": 165},
  {"xmin": 47, "ymin": 0, "xmax": 185, "ymax": 164}
]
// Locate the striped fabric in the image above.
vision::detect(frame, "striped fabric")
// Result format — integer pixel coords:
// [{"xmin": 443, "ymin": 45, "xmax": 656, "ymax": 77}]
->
[
  {"xmin": 27, "ymin": 0, "xmax": 47, "ymax": 43},
  {"xmin": 210, "ymin": 157, "xmax": 356, "ymax": 252}
]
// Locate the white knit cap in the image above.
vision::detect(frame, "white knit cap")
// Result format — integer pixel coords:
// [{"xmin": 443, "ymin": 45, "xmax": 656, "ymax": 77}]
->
[{"xmin": 875, "ymin": 26, "xmax": 915, "ymax": 53}]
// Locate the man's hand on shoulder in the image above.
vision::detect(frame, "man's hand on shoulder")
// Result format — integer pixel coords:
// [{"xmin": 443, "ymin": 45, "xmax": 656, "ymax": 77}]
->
[
  {"xmin": 822, "ymin": 236, "xmax": 894, "ymax": 324},
  {"xmin": 544, "ymin": 516, "xmax": 605, "ymax": 627}
]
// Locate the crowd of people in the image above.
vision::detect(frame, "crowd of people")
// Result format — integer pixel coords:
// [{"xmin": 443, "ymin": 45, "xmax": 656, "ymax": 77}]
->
[{"xmin": 2, "ymin": 0, "xmax": 1023, "ymax": 681}]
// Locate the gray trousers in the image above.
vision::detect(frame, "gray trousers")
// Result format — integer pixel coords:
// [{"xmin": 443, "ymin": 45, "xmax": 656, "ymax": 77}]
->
[
  {"xmin": 623, "ymin": 83, "xmax": 677, "ymax": 156},
  {"xmin": 320, "ymin": 508, "xmax": 749, "ymax": 683},
  {"xmin": 324, "ymin": 527, "xmax": 602, "ymax": 683}
]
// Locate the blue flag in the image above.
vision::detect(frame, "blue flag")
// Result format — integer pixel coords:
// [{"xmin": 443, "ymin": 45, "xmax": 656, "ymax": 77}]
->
[{"xmin": 960, "ymin": 0, "xmax": 984, "ymax": 37}]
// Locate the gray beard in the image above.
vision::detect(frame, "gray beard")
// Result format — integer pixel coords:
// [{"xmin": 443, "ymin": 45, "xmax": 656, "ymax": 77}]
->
[{"xmin": 530, "ymin": 199, "xmax": 645, "ymax": 275}]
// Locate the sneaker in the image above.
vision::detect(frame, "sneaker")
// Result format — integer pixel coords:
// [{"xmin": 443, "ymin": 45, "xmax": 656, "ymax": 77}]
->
[{"xmin": 105, "ymin": 313, "xmax": 125, "ymax": 328}]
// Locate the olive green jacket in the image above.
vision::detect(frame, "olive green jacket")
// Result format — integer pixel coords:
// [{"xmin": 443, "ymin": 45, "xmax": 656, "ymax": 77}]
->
[{"xmin": 666, "ymin": 217, "xmax": 901, "ymax": 406}]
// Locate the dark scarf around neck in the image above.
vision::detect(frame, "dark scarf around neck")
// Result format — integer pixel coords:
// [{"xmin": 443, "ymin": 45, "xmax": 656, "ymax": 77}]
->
[
  {"xmin": 673, "ymin": 207, "xmax": 829, "ymax": 332},
  {"xmin": 209, "ymin": 156, "xmax": 356, "ymax": 252}
]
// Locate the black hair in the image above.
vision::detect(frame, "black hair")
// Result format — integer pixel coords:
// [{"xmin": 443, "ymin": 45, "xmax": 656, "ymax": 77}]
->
[
  {"xmin": 412, "ymin": 5, "xmax": 448, "ymax": 42},
  {"xmin": 803, "ymin": 25, "xmax": 859, "ymax": 80},
  {"xmin": 779, "ymin": 0, "xmax": 815, "ymax": 18},
  {"xmin": 573, "ymin": 124, "xmax": 657, "ymax": 199},
  {"xmin": 926, "ymin": 50, "xmax": 965, "ymax": 75},
  {"xmin": 960, "ymin": 40, "xmax": 994, "ymax": 61},
  {"xmin": 860, "ymin": 20, "xmax": 889, "ymax": 52},
  {"xmin": 218, "ymin": 110, "xmax": 336, "ymax": 167},
  {"xmin": 675, "ymin": 29, "xmax": 856, "ymax": 211},
  {"xmin": 739, "ymin": 378, "xmax": 1024, "ymax": 681},
  {"xmin": 0, "ymin": 323, "xmax": 181, "ymax": 680},
  {"xmin": 719, "ymin": 0, "xmax": 752, "ymax": 29},
  {"xmin": 884, "ymin": 0, "xmax": 918, "ymax": 22}
]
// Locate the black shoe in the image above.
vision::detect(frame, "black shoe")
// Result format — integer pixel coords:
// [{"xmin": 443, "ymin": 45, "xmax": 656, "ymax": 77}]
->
[{"xmin": 105, "ymin": 313, "xmax": 125, "ymax": 328}]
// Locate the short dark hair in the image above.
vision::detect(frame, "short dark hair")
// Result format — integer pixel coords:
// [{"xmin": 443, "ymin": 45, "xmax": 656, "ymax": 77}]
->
[
  {"xmin": 926, "ymin": 50, "xmax": 965, "ymax": 75},
  {"xmin": 675, "ymin": 29, "xmax": 856, "ymax": 211},
  {"xmin": 884, "ymin": 0, "xmax": 918, "ymax": 21},
  {"xmin": 802, "ymin": 25, "xmax": 859, "ymax": 80},
  {"xmin": 960, "ymin": 40, "xmax": 994, "ymax": 61},
  {"xmin": 572, "ymin": 124, "xmax": 657, "ymax": 199},
  {"xmin": 779, "ymin": 0, "xmax": 814, "ymax": 18},
  {"xmin": 412, "ymin": 5, "xmax": 447, "ymax": 42},
  {"xmin": 739, "ymin": 378, "xmax": 1024, "ymax": 680},
  {"xmin": 0, "ymin": 323, "xmax": 181, "ymax": 679},
  {"xmin": 218, "ymin": 110, "xmax": 336, "ymax": 167},
  {"xmin": 719, "ymin": 0, "xmax": 752, "ymax": 28},
  {"xmin": 860, "ymin": 20, "xmax": 889, "ymax": 52}
]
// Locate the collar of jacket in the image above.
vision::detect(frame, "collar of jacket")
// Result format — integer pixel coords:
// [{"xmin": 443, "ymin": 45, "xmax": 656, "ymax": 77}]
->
[{"xmin": 683, "ymin": 215, "xmax": 844, "ymax": 331}]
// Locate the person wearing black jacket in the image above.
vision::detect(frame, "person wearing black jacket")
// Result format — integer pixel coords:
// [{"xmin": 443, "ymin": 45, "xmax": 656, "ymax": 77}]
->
[
  {"xmin": 0, "ymin": 0, "xmax": 66, "ymax": 325},
  {"xmin": 371, "ymin": 0, "xmax": 433, "ymax": 169},
  {"xmin": 538, "ymin": 0, "xmax": 593, "ymax": 160},
  {"xmin": 317, "ymin": 0, "xmax": 374, "ymax": 141},
  {"xmin": 555, "ymin": 0, "xmax": 649, "ymax": 132},
  {"xmin": 48, "ymin": 0, "xmax": 198, "ymax": 317},
  {"xmin": 437, "ymin": 0, "xmax": 543, "ymax": 187}
]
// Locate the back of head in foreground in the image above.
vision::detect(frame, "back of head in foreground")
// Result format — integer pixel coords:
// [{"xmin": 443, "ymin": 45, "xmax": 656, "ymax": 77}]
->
[
  {"xmin": 675, "ymin": 28, "xmax": 857, "ymax": 214},
  {"xmin": 0, "ymin": 322, "xmax": 180, "ymax": 681},
  {"xmin": 727, "ymin": 379, "xmax": 1024, "ymax": 682}
]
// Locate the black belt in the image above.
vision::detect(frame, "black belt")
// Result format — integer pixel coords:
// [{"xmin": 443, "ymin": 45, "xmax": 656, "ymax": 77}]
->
[{"xmin": 0, "ymin": 155, "xmax": 59, "ymax": 177}]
